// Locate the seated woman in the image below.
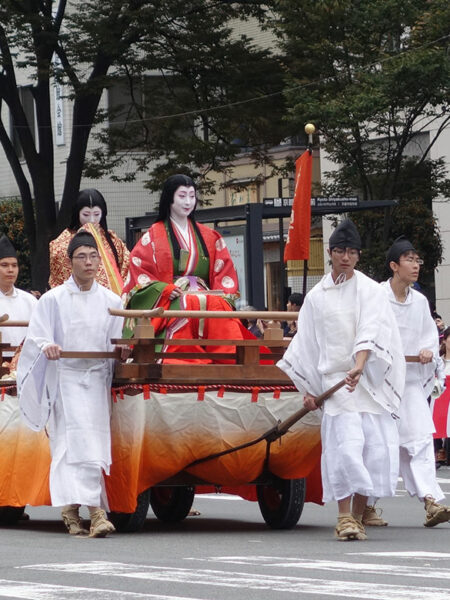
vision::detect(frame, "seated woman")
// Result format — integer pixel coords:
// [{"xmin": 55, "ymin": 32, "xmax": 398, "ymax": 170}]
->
[
  {"xmin": 49, "ymin": 189, "xmax": 130, "ymax": 294},
  {"xmin": 122, "ymin": 174, "xmax": 251, "ymax": 362}
]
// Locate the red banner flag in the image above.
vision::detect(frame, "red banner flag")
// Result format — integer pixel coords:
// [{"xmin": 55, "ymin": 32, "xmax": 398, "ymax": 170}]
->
[
  {"xmin": 432, "ymin": 376, "xmax": 450, "ymax": 438},
  {"xmin": 284, "ymin": 150, "xmax": 312, "ymax": 262}
]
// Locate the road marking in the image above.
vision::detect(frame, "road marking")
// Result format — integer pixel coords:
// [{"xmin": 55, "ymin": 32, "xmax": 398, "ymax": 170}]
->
[
  {"xmin": 185, "ymin": 555, "xmax": 450, "ymax": 580},
  {"xmin": 0, "ymin": 579, "xmax": 204, "ymax": 600},
  {"xmin": 18, "ymin": 562, "xmax": 450, "ymax": 600},
  {"xmin": 353, "ymin": 551, "xmax": 450, "ymax": 558},
  {"xmin": 195, "ymin": 494, "xmax": 242, "ymax": 501}
]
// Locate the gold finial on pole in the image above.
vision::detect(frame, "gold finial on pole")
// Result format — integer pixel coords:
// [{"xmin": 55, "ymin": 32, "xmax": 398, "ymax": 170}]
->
[{"xmin": 304, "ymin": 123, "xmax": 316, "ymax": 147}]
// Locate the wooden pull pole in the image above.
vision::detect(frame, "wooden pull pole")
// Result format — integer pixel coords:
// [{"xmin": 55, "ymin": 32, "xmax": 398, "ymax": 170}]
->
[
  {"xmin": 109, "ymin": 307, "xmax": 298, "ymax": 322},
  {"xmin": 59, "ymin": 350, "xmax": 121, "ymax": 359},
  {"xmin": 272, "ymin": 379, "xmax": 347, "ymax": 438}
]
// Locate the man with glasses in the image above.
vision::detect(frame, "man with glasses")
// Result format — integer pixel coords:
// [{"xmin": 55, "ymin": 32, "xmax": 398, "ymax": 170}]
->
[
  {"xmin": 373, "ymin": 236, "xmax": 450, "ymax": 527},
  {"xmin": 18, "ymin": 231, "xmax": 127, "ymax": 538},
  {"xmin": 278, "ymin": 219, "xmax": 405, "ymax": 541}
]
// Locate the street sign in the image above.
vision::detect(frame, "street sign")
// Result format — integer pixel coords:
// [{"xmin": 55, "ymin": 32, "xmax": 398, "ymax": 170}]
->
[
  {"xmin": 313, "ymin": 196, "xmax": 359, "ymax": 208},
  {"xmin": 263, "ymin": 196, "xmax": 359, "ymax": 208}
]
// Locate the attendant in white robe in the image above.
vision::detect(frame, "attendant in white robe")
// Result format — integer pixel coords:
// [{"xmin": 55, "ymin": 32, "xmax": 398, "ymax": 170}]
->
[
  {"xmin": 278, "ymin": 219, "xmax": 405, "ymax": 541},
  {"xmin": 0, "ymin": 235, "xmax": 37, "ymax": 361},
  {"xmin": 381, "ymin": 236, "xmax": 450, "ymax": 527},
  {"xmin": 17, "ymin": 231, "xmax": 127, "ymax": 538}
]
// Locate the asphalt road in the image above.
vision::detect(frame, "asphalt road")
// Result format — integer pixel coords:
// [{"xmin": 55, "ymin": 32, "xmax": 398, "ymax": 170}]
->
[{"xmin": 1, "ymin": 469, "xmax": 450, "ymax": 600}]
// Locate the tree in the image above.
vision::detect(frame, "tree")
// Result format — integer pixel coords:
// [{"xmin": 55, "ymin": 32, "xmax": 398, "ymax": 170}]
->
[
  {"xmin": 272, "ymin": 0, "xmax": 450, "ymax": 287},
  {"xmin": 85, "ymin": 2, "xmax": 289, "ymax": 195},
  {"xmin": 0, "ymin": 198, "xmax": 32, "ymax": 290},
  {"xmin": 0, "ymin": 0, "xmax": 286, "ymax": 290}
]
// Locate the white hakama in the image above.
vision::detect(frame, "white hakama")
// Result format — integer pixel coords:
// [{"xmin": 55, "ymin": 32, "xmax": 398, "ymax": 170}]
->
[{"xmin": 321, "ymin": 412, "xmax": 399, "ymax": 502}]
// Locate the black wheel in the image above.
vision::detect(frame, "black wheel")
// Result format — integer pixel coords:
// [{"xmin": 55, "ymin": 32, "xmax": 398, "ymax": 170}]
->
[
  {"xmin": 108, "ymin": 488, "xmax": 151, "ymax": 533},
  {"xmin": 150, "ymin": 486, "xmax": 195, "ymax": 522},
  {"xmin": 257, "ymin": 477, "xmax": 306, "ymax": 529},
  {"xmin": 0, "ymin": 506, "xmax": 26, "ymax": 525}
]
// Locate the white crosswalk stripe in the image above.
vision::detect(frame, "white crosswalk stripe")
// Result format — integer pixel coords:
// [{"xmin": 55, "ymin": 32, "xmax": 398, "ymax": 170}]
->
[
  {"xmin": 186, "ymin": 554, "xmax": 450, "ymax": 580},
  {"xmin": 0, "ymin": 579, "xmax": 203, "ymax": 600},
  {"xmin": 16, "ymin": 560, "xmax": 450, "ymax": 600}
]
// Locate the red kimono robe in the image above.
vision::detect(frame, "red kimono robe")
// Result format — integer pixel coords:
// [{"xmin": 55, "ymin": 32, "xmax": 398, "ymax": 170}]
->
[{"xmin": 123, "ymin": 220, "xmax": 247, "ymax": 362}]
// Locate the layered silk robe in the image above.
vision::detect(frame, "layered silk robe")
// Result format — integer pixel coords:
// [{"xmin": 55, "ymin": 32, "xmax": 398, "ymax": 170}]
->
[
  {"xmin": 122, "ymin": 220, "xmax": 247, "ymax": 361},
  {"xmin": 49, "ymin": 227, "xmax": 130, "ymax": 292}
]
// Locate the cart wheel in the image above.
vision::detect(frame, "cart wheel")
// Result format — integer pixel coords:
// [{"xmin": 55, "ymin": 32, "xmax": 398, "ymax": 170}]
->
[
  {"xmin": 257, "ymin": 477, "xmax": 306, "ymax": 529},
  {"xmin": 108, "ymin": 488, "xmax": 151, "ymax": 533},
  {"xmin": 150, "ymin": 486, "xmax": 195, "ymax": 522},
  {"xmin": 0, "ymin": 506, "xmax": 26, "ymax": 525}
]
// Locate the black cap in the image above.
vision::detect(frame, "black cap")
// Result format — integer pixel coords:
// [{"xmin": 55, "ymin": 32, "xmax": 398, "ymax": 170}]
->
[
  {"xmin": 67, "ymin": 231, "xmax": 98, "ymax": 258},
  {"xmin": 329, "ymin": 219, "xmax": 361, "ymax": 250},
  {"xmin": 0, "ymin": 234, "xmax": 17, "ymax": 259},
  {"xmin": 386, "ymin": 235, "xmax": 416, "ymax": 265}
]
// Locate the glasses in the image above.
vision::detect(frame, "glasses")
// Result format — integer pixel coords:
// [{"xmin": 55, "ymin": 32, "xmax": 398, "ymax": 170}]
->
[
  {"xmin": 332, "ymin": 247, "xmax": 359, "ymax": 257},
  {"xmin": 400, "ymin": 257, "xmax": 424, "ymax": 265},
  {"xmin": 72, "ymin": 252, "xmax": 100, "ymax": 262}
]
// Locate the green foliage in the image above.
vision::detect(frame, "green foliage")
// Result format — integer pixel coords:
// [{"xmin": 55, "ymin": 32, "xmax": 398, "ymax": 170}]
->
[
  {"xmin": 81, "ymin": 1, "xmax": 288, "ymax": 191},
  {"xmin": 272, "ymin": 0, "xmax": 450, "ymax": 295},
  {"xmin": 351, "ymin": 198, "xmax": 441, "ymax": 285},
  {"xmin": 0, "ymin": 0, "xmax": 287, "ymax": 289},
  {"xmin": 274, "ymin": 0, "xmax": 449, "ymax": 201},
  {"xmin": 0, "ymin": 198, "xmax": 32, "ymax": 290}
]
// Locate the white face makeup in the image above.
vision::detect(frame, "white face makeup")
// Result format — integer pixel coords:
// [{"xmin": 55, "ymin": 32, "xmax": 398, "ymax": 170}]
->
[
  {"xmin": 79, "ymin": 206, "xmax": 102, "ymax": 225},
  {"xmin": 170, "ymin": 186, "xmax": 196, "ymax": 222}
]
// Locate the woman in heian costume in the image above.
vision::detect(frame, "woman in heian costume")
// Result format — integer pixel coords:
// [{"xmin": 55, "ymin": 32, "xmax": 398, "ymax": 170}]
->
[
  {"xmin": 122, "ymin": 174, "xmax": 251, "ymax": 362},
  {"xmin": 49, "ymin": 189, "xmax": 130, "ymax": 295}
]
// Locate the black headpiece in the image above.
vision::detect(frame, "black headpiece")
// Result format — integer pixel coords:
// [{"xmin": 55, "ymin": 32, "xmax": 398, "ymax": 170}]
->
[
  {"xmin": 329, "ymin": 219, "xmax": 361, "ymax": 250},
  {"xmin": 67, "ymin": 231, "xmax": 98, "ymax": 258},
  {"xmin": 0, "ymin": 234, "xmax": 17, "ymax": 259},
  {"xmin": 386, "ymin": 236, "xmax": 416, "ymax": 265}
]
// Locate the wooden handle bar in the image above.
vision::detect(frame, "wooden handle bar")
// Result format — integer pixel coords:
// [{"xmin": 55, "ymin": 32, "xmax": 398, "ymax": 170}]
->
[
  {"xmin": 109, "ymin": 307, "xmax": 298, "ymax": 321},
  {"xmin": 274, "ymin": 379, "xmax": 347, "ymax": 438},
  {"xmin": 275, "ymin": 358, "xmax": 428, "ymax": 436},
  {"xmin": 109, "ymin": 307, "xmax": 165, "ymax": 319},
  {"xmin": 60, "ymin": 350, "xmax": 121, "ymax": 359}
]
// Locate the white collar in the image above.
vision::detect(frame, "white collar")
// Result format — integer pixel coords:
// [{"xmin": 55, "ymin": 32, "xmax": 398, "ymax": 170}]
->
[
  {"xmin": 0, "ymin": 286, "xmax": 18, "ymax": 298},
  {"xmin": 65, "ymin": 275, "xmax": 97, "ymax": 294}
]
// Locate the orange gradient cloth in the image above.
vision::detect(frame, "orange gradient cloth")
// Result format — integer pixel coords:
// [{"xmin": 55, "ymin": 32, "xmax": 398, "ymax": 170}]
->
[
  {"xmin": 0, "ymin": 390, "xmax": 322, "ymax": 510},
  {"xmin": 0, "ymin": 393, "xmax": 51, "ymax": 507},
  {"xmin": 106, "ymin": 389, "xmax": 322, "ymax": 512}
]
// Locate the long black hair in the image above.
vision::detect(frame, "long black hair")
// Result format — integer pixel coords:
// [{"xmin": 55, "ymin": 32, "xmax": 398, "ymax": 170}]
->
[
  {"xmin": 157, "ymin": 174, "xmax": 197, "ymax": 221},
  {"xmin": 70, "ymin": 189, "xmax": 120, "ymax": 268},
  {"xmin": 156, "ymin": 174, "xmax": 208, "ymax": 261}
]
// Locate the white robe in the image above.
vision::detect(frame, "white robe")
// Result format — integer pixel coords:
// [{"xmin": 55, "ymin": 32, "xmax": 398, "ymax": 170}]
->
[
  {"xmin": 278, "ymin": 271, "xmax": 405, "ymax": 414},
  {"xmin": 17, "ymin": 277, "xmax": 123, "ymax": 506},
  {"xmin": 381, "ymin": 280, "xmax": 443, "ymax": 502},
  {"xmin": 0, "ymin": 287, "xmax": 37, "ymax": 356},
  {"xmin": 278, "ymin": 270, "xmax": 405, "ymax": 502}
]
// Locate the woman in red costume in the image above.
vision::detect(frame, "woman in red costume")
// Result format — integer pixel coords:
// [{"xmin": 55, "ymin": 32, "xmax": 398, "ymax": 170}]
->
[
  {"xmin": 49, "ymin": 189, "xmax": 130, "ymax": 295},
  {"xmin": 122, "ymin": 174, "xmax": 249, "ymax": 361}
]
